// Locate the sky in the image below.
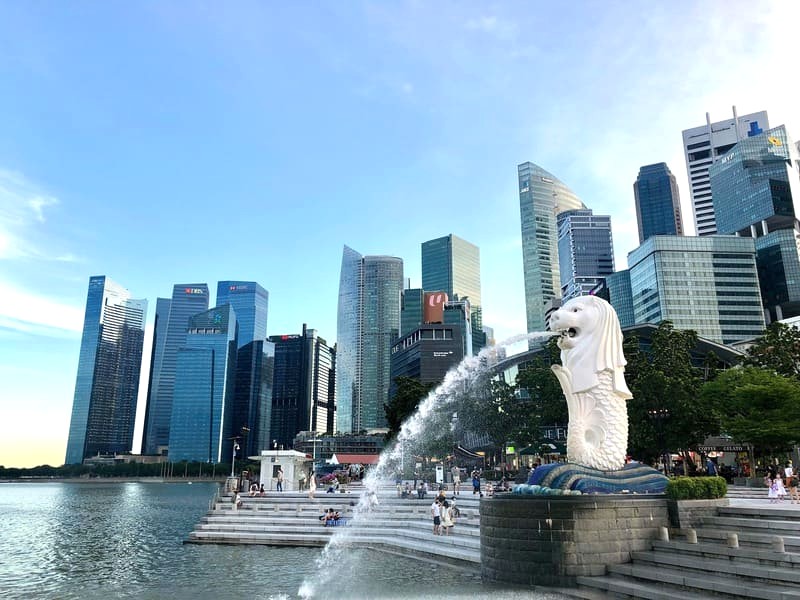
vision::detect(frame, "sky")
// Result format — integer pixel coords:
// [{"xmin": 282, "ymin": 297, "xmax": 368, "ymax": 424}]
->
[{"xmin": 1, "ymin": 1, "xmax": 798, "ymax": 468}]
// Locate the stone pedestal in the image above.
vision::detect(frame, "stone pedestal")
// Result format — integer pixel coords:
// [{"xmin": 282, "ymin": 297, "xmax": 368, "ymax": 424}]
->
[{"xmin": 481, "ymin": 494, "xmax": 669, "ymax": 587}]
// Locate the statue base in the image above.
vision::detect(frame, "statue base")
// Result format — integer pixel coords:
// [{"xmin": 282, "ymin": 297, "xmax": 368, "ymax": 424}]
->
[{"xmin": 515, "ymin": 461, "xmax": 668, "ymax": 495}]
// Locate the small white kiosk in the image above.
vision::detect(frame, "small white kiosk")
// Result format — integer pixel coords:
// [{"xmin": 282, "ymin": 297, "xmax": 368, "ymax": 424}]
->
[{"xmin": 250, "ymin": 449, "xmax": 310, "ymax": 491}]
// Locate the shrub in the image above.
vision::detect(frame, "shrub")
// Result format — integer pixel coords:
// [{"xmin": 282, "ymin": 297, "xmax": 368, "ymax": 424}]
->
[{"xmin": 666, "ymin": 476, "xmax": 727, "ymax": 500}]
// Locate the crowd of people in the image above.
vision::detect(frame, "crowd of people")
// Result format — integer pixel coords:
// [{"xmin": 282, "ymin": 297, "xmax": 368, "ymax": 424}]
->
[{"xmin": 765, "ymin": 462, "xmax": 799, "ymax": 504}]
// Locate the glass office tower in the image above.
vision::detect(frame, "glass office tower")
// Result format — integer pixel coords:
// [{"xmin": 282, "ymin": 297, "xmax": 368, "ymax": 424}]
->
[
  {"xmin": 269, "ymin": 326, "xmax": 333, "ymax": 449},
  {"xmin": 235, "ymin": 339, "xmax": 275, "ymax": 456},
  {"xmin": 422, "ymin": 234, "xmax": 481, "ymax": 310},
  {"xmin": 168, "ymin": 304, "xmax": 238, "ymax": 463},
  {"xmin": 140, "ymin": 297, "xmax": 170, "ymax": 454},
  {"xmin": 709, "ymin": 125, "xmax": 800, "ymax": 321},
  {"xmin": 633, "ymin": 163, "xmax": 684, "ymax": 243},
  {"xmin": 142, "ymin": 283, "xmax": 209, "ymax": 456},
  {"xmin": 336, "ymin": 246, "xmax": 403, "ymax": 432},
  {"xmin": 557, "ymin": 209, "xmax": 615, "ymax": 301},
  {"xmin": 65, "ymin": 276, "xmax": 146, "ymax": 464},
  {"xmin": 518, "ymin": 162, "xmax": 586, "ymax": 332},
  {"xmin": 682, "ymin": 108, "xmax": 769, "ymax": 236},
  {"xmin": 628, "ymin": 236, "xmax": 765, "ymax": 344},
  {"xmin": 216, "ymin": 281, "xmax": 268, "ymax": 347}
]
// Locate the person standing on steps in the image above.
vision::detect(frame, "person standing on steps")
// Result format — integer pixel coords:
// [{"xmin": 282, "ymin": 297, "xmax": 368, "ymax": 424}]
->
[
  {"xmin": 431, "ymin": 498, "xmax": 441, "ymax": 535},
  {"xmin": 308, "ymin": 471, "xmax": 317, "ymax": 499},
  {"xmin": 276, "ymin": 467, "xmax": 284, "ymax": 492},
  {"xmin": 451, "ymin": 465, "xmax": 461, "ymax": 495}
]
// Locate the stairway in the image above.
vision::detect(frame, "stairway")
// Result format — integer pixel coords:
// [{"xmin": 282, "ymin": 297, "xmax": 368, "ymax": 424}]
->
[
  {"xmin": 186, "ymin": 485, "xmax": 482, "ymax": 568},
  {"xmin": 574, "ymin": 499, "xmax": 800, "ymax": 599}
]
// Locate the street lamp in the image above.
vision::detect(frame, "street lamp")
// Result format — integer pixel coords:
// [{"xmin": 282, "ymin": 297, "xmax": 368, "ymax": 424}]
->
[
  {"xmin": 647, "ymin": 408, "xmax": 670, "ymax": 476},
  {"xmin": 230, "ymin": 440, "xmax": 240, "ymax": 478}
]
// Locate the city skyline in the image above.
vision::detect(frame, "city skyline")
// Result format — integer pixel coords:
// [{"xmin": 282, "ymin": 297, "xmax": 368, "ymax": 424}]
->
[{"xmin": 2, "ymin": 2, "xmax": 799, "ymax": 467}]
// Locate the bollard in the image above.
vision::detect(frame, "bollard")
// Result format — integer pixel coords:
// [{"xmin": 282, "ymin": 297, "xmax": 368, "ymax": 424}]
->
[
  {"xmin": 727, "ymin": 533, "xmax": 739, "ymax": 548},
  {"xmin": 658, "ymin": 526, "xmax": 669, "ymax": 541},
  {"xmin": 686, "ymin": 529, "xmax": 698, "ymax": 544},
  {"xmin": 772, "ymin": 536, "xmax": 785, "ymax": 553}
]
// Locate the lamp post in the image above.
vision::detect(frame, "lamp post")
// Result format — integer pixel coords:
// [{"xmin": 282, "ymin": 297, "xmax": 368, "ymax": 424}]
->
[
  {"xmin": 230, "ymin": 440, "xmax": 240, "ymax": 478},
  {"xmin": 647, "ymin": 408, "xmax": 670, "ymax": 476}
]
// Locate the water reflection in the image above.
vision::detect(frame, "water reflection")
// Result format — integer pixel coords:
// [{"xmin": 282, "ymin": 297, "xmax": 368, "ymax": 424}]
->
[{"xmin": 0, "ymin": 482, "xmax": 561, "ymax": 599}]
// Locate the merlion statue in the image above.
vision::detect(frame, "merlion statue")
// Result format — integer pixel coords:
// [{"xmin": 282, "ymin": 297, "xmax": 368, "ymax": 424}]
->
[
  {"xmin": 516, "ymin": 295, "xmax": 668, "ymax": 495},
  {"xmin": 549, "ymin": 295, "xmax": 631, "ymax": 471}
]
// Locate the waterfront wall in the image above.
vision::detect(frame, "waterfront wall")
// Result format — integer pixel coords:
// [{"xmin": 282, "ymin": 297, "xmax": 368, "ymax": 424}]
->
[{"xmin": 480, "ymin": 494, "xmax": 669, "ymax": 587}]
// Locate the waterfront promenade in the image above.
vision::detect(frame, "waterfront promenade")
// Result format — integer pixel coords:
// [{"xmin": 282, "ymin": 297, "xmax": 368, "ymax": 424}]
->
[{"xmin": 187, "ymin": 483, "xmax": 800, "ymax": 598}]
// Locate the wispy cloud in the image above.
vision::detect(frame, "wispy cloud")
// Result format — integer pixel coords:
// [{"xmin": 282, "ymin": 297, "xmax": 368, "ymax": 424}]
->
[
  {"xmin": 0, "ymin": 281, "xmax": 83, "ymax": 336},
  {"xmin": 0, "ymin": 168, "xmax": 77, "ymax": 262}
]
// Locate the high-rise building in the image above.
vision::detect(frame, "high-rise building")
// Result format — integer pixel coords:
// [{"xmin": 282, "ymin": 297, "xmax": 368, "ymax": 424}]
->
[
  {"xmin": 709, "ymin": 125, "xmax": 800, "ymax": 321},
  {"xmin": 600, "ymin": 270, "xmax": 635, "ymax": 329},
  {"xmin": 336, "ymin": 246, "xmax": 403, "ymax": 433},
  {"xmin": 140, "ymin": 297, "xmax": 170, "ymax": 454},
  {"xmin": 682, "ymin": 107, "xmax": 769, "ymax": 236},
  {"xmin": 633, "ymin": 163, "xmax": 684, "ymax": 243},
  {"xmin": 557, "ymin": 209, "xmax": 615, "ymax": 301},
  {"xmin": 628, "ymin": 236, "xmax": 765, "ymax": 344},
  {"xmin": 216, "ymin": 281, "xmax": 268, "ymax": 347},
  {"xmin": 235, "ymin": 339, "xmax": 275, "ymax": 456},
  {"xmin": 400, "ymin": 287, "xmax": 424, "ymax": 338},
  {"xmin": 422, "ymin": 234, "xmax": 481, "ymax": 311},
  {"xmin": 269, "ymin": 325, "xmax": 334, "ymax": 449},
  {"xmin": 518, "ymin": 162, "xmax": 586, "ymax": 332},
  {"xmin": 142, "ymin": 283, "xmax": 209, "ymax": 456},
  {"xmin": 168, "ymin": 304, "xmax": 238, "ymax": 463},
  {"xmin": 65, "ymin": 276, "xmax": 147, "ymax": 464},
  {"xmin": 390, "ymin": 323, "xmax": 464, "ymax": 396}
]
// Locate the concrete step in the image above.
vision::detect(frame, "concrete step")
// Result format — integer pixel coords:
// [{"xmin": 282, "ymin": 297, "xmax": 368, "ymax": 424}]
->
[
  {"xmin": 672, "ymin": 528, "xmax": 800, "ymax": 552},
  {"xmin": 631, "ymin": 548, "xmax": 800, "ymax": 584},
  {"xmin": 703, "ymin": 515, "xmax": 800, "ymax": 533},
  {"xmin": 606, "ymin": 562, "xmax": 800, "ymax": 599},
  {"xmin": 201, "ymin": 514, "xmax": 481, "ymax": 533},
  {"xmin": 575, "ymin": 574, "xmax": 711, "ymax": 599},
  {"xmin": 718, "ymin": 505, "xmax": 800, "ymax": 522}
]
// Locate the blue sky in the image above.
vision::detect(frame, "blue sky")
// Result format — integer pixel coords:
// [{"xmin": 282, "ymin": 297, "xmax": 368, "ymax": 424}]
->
[{"xmin": 1, "ymin": 1, "xmax": 798, "ymax": 468}]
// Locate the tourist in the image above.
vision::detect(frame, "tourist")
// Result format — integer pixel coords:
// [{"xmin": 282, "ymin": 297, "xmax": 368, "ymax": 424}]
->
[
  {"xmin": 276, "ymin": 467, "xmax": 284, "ymax": 492},
  {"xmin": 249, "ymin": 482, "xmax": 259, "ymax": 497},
  {"xmin": 441, "ymin": 500, "xmax": 453, "ymax": 535},
  {"xmin": 298, "ymin": 470, "xmax": 307, "ymax": 491},
  {"xmin": 451, "ymin": 465, "xmax": 461, "ymax": 495},
  {"xmin": 431, "ymin": 498, "xmax": 441, "ymax": 535},
  {"xmin": 450, "ymin": 496, "xmax": 460, "ymax": 519},
  {"xmin": 326, "ymin": 478, "xmax": 339, "ymax": 494},
  {"xmin": 417, "ymin": 481, "xmax": 426, "ymax": 500},
  {"xmin": 768, "ymin": 474, "xmax": 781, "ymax": 503},
  {"xmin": 232, "ymin": 491, "xmax": 242, "ymax": 510},
  {"xmin": 472, "ymin": 472, "xmax": 482, "ymax": 496},
  {"xmin": 706, "ymin": 458, "xmax": 718, "ymax": 477},
  {"xmin": 258, "ymin": 483, "xmax": 265, "ymax": 496},
  {"xmin": 319, "ymin": 508, "xmax": 334, "ymax": 524},
  {"xmin": 309, "ymin": 472, "xmax": 317, "ymax": 499},
  {"xmin": 403, "ymin": 482, "xmax": 412, "ymax": 499}
]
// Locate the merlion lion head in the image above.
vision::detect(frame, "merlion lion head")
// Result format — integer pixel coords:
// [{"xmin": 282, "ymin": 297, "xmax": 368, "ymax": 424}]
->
[{"xmin": 548, "ymin": 295, "xmax": 632, "ymax": 397}]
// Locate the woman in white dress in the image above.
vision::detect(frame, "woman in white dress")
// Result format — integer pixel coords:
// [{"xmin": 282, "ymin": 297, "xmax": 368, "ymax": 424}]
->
[
  {"xmin": 440, "ymin": 500, "xmax": 453, "ymax": 535},
  {"xmin": 308, "ymin": 472, "xmax": 317, "ymax": 499}
]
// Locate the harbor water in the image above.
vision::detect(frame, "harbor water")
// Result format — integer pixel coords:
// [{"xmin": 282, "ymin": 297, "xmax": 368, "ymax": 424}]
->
[{"xmin": 0, "ymin": 481, "xmax": 563, "ymax": 599}]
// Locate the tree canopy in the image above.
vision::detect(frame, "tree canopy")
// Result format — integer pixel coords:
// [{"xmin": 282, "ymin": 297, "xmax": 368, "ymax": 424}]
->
[
  {"xmin": 742, "ymin": 322, "xmax": 800, "ymax": 379},
  {"xmin": 700, "ymin": 366, "xmax": 800, "ymax": 454}
]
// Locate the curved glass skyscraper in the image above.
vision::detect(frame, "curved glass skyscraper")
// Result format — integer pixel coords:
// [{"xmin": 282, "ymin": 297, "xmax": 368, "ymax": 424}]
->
[
  {"xmin": 518, "ymin": 162, "xmax": 586, "ymax": 332},
  {"xmin": 336, "ymin": 246, "xmax": 403, "ymax": 433},
  {"xmin": 66, "ymin": 276, "xmax": 147, "ymax": 464}
]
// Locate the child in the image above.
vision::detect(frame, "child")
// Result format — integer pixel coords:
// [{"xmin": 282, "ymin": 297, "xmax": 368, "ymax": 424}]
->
[{"xmin": 775, "ymin": 473, "xmax": 787, "ymax": 501}]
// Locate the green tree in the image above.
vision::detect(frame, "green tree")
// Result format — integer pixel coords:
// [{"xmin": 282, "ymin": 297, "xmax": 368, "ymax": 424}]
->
[
  {"xmin": 700, "ymin": 366, "xmax": 800, "ymax": 455},
  {"xmin": 742, "ymin": 322, "xmax": 800, "ymax": 379},
  {"xmin": 384, "ymin": 377, "xmax": 436, "ymax": 441},
  {"xmin": 624, "ymin": 322, "xmax": 719, "ymax": 467},
  {"xmin": 516, "ymin": 337, "xmax": 567, "ymax": 429}
]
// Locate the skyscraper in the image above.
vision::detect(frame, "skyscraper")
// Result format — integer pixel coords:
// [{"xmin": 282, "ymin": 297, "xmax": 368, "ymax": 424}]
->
[
  {"xmin": 556, "ymin": 209, "xmax": 615, "ymax": 301},
  {"xmin": 628, "ymin": 236, "xmax": 764, "ymax": 344},
  {"xmin": 633, "ymin": 163, "xmax": 684, "ymax": 243},
  {"xmin": 235, "ymin": 340, "xmax": 275, "ymax": 456},
  {"xmin": 518, "ymin": 162, "xmax": 586, "ymax": 332},
  {"xmin": 709, "ymin": 125, "xmax": 800, "ymax": 321},
  {"xmin": 682, "ymin": 108, "xmax": 769, "ymax": 236},
  {"xmin": 140, "ymin": 297, "xmax": 170, "ymax": 454},
  {"xmin": 65, "ymin": 276, "xmax": 146, "ymax": 464},
  {"xmin": 269, "ymin": 325, "xmax": 333, "ymax": 449},
  {"xmin": 421, "ymin": 234, "xmax": 481, "ymax": 310},
  {"xmin": 216, "ymin": 281, "xmax": 268, "ymax": 347},
  {"xmin": 336, "ymin": 245, "xmax": 403, "ymax": 433},
  {"xmin": 168, "ymin": 304, "xmax": 238, "ymax": 463},
  {"xmin": 141, "ymin": 283, "xmax": 209, "ymax": 456}
]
